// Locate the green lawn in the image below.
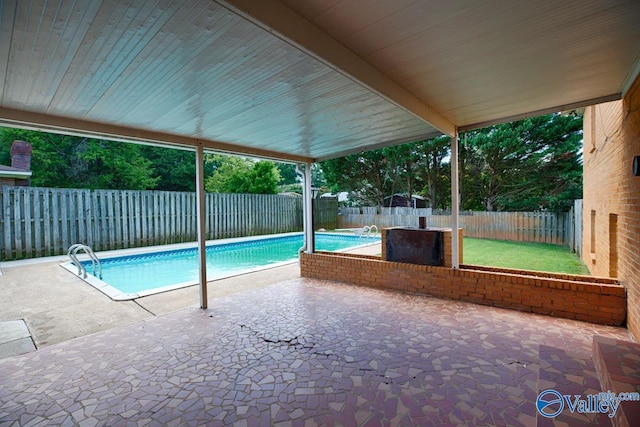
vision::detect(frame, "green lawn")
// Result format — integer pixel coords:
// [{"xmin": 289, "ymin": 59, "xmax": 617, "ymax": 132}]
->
[{"xmin": 463, "ymin": 237, "xmax": 590, "ymax": 275}]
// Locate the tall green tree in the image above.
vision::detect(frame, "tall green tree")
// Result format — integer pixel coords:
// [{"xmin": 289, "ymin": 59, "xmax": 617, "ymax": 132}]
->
[
  {"xmin": 382, "ymin": 144, "xmax": 421, "ymax": 207},
  {"xmin": 321, "ymin": 141, "xmax": 447, "ymax": 207},
  {"xmin": 461, "ymin": 113, "xmax": 583, "ymax": 212},
  {"xmin": 320, "ymin": 113, "xmax": 582, "ymax": 211},
  {"xmin": 205, "ymin": 156, "xmax": 253, "ymax": 193},
  {"xmin": 416, "ymin": 136, "xmax": 451, "ymax": 209},
  {"xmin": 141, "ymin": 146, "xmax": 195, "ymax": 191},
  {"xmin": 278, "ymin": 163, "xmax": 327, "ymax": 195},
  {"xmin": 248, "ymin": 160, "xmax": 281, "ymax": 194},
  {"xmin": 205, "ymin": 156, "xmax": 280, "ymax": 194},
  {"xmin": 276, "ymin": 163, "xmax": 298, "ymax": 186},
  {"xmin": 0, "ymin": 128, "xmax": 158, "ymax": 189},
  {"xmin": 463, "ymin": 123, "xmax": 536, "ymax": 211},
  {"xmin": 321, "ymin": 150, "xmax": 393, "ymax": 206}
]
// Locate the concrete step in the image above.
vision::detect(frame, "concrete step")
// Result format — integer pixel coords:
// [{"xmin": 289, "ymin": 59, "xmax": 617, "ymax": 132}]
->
[
  {"xmin": 593, "ymin": 336, "xmax": 640, "ymax": 427},
  {"xmin": 0, "ymin": 319, "xmax": 36, "ymax": 360},
  {"xmin": 536, "ymin": 345, "xmax": 612, "ymax": 426}
]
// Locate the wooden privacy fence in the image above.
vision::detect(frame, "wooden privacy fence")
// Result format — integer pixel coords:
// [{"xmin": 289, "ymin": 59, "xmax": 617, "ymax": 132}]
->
[
  {"xmin": 1, "ymin": 186, "xmax": 338, "ymax": 260},
  {"xmin": 338, "ymin": 205, "xmax": 582, "ymax": 248},
  {"xmin": 340, "ymin": 207, "xmax": 433, "ymax": 229},
  {"xmin": 425, "ymin": 212, "xmax": 569, "ymax": 245}
]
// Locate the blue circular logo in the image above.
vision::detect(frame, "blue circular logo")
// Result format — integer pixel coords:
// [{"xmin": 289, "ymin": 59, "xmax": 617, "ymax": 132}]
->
[{"xmin": 536, "ymin": 389, "xmax": 564, "ymax": 418}]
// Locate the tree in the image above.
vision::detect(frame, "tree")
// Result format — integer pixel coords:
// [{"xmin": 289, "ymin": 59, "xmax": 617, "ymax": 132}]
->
[
  {"xmin": 141, "ymin": 146, "xmax": 195, "ymax": 192},
  {"xmin": 321, "ymin": 150, "xmax": 393, "ymax": 206},
  {"xmin": 0, "ymin": 128, "xmax": 158, "ymax": 190},
  {"xmin": 247, "ymin": 160, "xmax": 280, "ymax": 194},
  {"xmin": 461, "ymin": 113, "xmax": 583, "ymax": 212},
  {"xmin": 311, "ymin": 163, "xmax": 327, "ymax": 190},
  {"xmin": 276, "ymin": 163, "xmax": 298, "ymax": 186},
  {"xmin": 276, "ymin": 164, "xmax": 328, "ymax": 195},
  {"xmin": 205, "ymin": 156, "xmax": 280, "ymax": 194},
  {"xmin": 321, "ymin": 141, "xmax": 450, "ymax": 207},
  {"xmin": 205, "ymin": 156, "xmax": 252, "ymax": 193},
  {"xmin": 521, "ymin": 114, "xmax": 583, "ymax": 211},
  {"xmin": 416, "ymin": 136, "xmax": 450, "ymax": 209},
  {"xmin": 320, "ymin": 113, "xmax": 582, "ymax": 211},
  {"xmin": 459, "ymin": 137, "xmax": 485, "ymax": 211},
  {"xmin": 382, "ymin": 144, "xmax": 421, "ymax": 207},
  {"xmin": 463, "ymin": 123, "xmax": 535, "ymax": 211}
]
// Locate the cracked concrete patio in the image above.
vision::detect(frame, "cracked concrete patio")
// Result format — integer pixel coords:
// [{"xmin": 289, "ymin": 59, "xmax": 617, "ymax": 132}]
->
[{"xmin": 0, "ymin": 277, "xmax": 631, "ymax": 426}]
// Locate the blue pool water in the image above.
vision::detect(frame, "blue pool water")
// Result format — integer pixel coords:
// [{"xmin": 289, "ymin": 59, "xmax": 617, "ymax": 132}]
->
[{"xmin": 80, "ymin": 233, "xmax": 379, "ymax": 296}]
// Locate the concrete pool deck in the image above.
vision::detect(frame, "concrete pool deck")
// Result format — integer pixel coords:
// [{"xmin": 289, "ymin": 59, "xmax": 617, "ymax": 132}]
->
[{"xmin": 0, "ymin": 243, "xmax": 381, "ymax": 357}]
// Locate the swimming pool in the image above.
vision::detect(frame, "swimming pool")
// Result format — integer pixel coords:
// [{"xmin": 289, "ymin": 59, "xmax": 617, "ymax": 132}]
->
[{"xmin": 63, "ymin": 233, "xmax": 379, "ymax": 300}]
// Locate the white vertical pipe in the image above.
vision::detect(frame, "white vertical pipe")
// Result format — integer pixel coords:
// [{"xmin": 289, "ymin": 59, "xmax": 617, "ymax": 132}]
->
[
  {"xmin": 303, "ymin": 162, "xmax": 314, "ymax": 253},
  {"xmin": 450, "ymin": 128, "xmax": 460, "ymax": 269},
  {"xmin": 195, "ymin": 144, "xmax": 208, "ymax": 308}
]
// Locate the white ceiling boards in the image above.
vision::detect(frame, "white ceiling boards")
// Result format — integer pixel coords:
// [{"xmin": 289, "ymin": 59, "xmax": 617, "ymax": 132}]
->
[{"xmin": 1, "ymin": 0, "xmax": 639, "ymax": 161}]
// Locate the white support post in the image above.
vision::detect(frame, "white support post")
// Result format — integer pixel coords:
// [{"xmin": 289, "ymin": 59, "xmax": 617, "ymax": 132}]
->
[
  {"xmin": 303, "ymin": 162, "xmax": 315, "ymax": 253},
  {"xmin": 450, "ymin": 128, "xmax": 460, "ymax": 269},
  {"xmin": 195, "ymin": 143, "xmax": 208, "ymax": 308}
]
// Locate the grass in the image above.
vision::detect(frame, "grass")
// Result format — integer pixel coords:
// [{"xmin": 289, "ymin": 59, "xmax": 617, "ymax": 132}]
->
[{"xmin": 463, "ymin": 237, "xmax": 590, "ymax": 275}]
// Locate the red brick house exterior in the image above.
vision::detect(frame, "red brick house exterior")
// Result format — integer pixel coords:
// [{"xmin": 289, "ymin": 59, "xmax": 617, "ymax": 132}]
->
[{"xmin": 583, "ymin": 75, "xmax": 640, "ymax": 340}]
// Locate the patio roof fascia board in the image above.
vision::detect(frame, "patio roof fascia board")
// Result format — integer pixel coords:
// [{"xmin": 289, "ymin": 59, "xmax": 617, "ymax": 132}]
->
[
  {"xmin": 0, "ymin": 108, "xmax": 313, "ymax": 164},
  {"xmin": 0, "ymin": 170, "xmax": 31, "ymax": 179},
  {"xmin": 458, "ymin": 93, "xmax": 622, "ymax": 132},
  {"xmin": 217, "ymin": 0, "xmax": 456, "ymax": 138},
  {"xmin": 621, "ymin": 54, "xmax": 640, "ymax": 97}
]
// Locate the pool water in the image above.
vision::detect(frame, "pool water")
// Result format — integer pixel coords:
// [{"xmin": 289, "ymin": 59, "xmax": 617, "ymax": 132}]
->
[{"xmin": 80, "ymin": 233, "xmax": 378, "ymax": 296}]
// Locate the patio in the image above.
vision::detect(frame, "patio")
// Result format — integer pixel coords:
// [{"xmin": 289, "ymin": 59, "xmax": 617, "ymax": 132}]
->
[
  {"xmin": 1, "ymin": 2, "xmax": 639, "ymax": 425},
  {"xmin": 0, "ymin": 277, "xmax": 630, "ymax": 426}
]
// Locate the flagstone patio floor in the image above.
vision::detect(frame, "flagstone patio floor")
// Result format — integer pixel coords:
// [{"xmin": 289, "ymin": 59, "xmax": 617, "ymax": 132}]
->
[{"xmin": 0, "ymin": 278, "xmax": 632, "ymax": 426}]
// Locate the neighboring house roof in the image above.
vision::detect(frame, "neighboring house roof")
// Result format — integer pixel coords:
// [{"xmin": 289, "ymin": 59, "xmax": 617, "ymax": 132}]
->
[
  {"xmin": 321, "ymin": 192, "xmax": 349, "ymax": 202},
  {"xmin": 384, "ymin": 194, "xmax": 425, "ymax": 200},
  {"xmin": 0, "ymin": 164, "xmax": 32, "ymax": 179}
]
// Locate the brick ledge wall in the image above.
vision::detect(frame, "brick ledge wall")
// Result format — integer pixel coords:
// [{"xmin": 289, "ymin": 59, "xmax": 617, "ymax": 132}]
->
[
  {"xmin": 459, "ymin": 264, "xmax": 619, "ymax": 284},
  {"xmin": 300, "ymin": 252, "xmax": 626, "ymax": 326}
]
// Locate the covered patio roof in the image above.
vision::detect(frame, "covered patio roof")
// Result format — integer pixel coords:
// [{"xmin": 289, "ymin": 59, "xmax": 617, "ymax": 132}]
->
[{"xmin": 1, "ymin": 0, "xmax": 639, "ymax": 162}]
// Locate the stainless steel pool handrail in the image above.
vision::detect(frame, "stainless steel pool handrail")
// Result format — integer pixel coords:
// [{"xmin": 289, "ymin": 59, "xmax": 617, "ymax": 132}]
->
[
  {"xmin": 358, "ymin": 225, "xmax": 378, "ymax": 242},
  {"xmin": 67, "ymin": 244, "xmax": 102, "ymax": 279}
]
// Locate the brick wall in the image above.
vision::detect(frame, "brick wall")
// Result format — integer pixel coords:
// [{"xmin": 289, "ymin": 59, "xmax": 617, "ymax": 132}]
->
[
  {"xmin": 10, "ymin": 140, "xmax": 32, "ymax": 172},
  {"xmin": 583, "ymin": 74, "xmax": 640, "ymax": 339},
  {"xmin": 300, "ymin": 252, "xmax": 625, "ymax": 326}
]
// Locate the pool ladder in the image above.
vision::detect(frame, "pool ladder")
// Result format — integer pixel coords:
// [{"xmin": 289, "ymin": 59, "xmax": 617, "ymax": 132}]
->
[
  {"xmin": 68, "ymin": 244, "xmax": 102, "ymax": 279},
  {"xmin": 358, "ymin": 225, "xmax": 378, "ymax": 242}
]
